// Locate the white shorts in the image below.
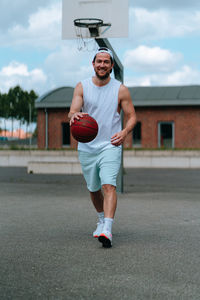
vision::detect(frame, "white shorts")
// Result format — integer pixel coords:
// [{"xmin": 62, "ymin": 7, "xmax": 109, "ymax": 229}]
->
[{"xmin": 78, "ymin": 147, "xmax": 122, "ymax": 192}]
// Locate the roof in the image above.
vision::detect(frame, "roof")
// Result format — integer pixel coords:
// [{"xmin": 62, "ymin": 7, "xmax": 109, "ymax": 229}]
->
[
  {"xmin": 35, "ymin": 85, "xmax": 200, "ymax": 109},
  {"xmin": 130, "ymin": 85, "xmax": 200, "ymax": 106},
  {"xmin": 35, "ymin": 86, "xmax": 73, "ymax": 108}
]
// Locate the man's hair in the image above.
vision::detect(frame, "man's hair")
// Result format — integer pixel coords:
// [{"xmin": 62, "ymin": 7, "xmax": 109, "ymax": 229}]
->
[{"xmin": 93, "ymin": 47, "xmax": 114, "ymax": 64}]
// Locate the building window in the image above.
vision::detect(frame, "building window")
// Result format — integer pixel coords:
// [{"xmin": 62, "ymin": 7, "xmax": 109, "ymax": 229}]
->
[
  {"xmin": 133, "ymin": 122, "xmax": 141, "ymax": 147},
  {"xmin": 158, "ymin": 122, "xmax": 174, "ymax": 148},
  {"xmin": 62, "ymin": 122, "xmax": 70, "ymax": 146}
]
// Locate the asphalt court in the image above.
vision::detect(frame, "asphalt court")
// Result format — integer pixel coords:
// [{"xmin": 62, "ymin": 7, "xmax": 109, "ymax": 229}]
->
[{"xmin": 0, "ymin": 167, "xmax": 200, "ymax": 299}]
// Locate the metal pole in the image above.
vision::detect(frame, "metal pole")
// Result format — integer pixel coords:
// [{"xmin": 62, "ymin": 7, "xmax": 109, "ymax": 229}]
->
[
  {"xmin": 29, "ymin": 103, "xmax": 32, "ymax": 148},
  {"xmin": 95, "ymin": 38, "xmax": 124, "ymax": 193},
  {"xmin": 45, "ymin": 108, "xmax": 48, "ymax": 149}
]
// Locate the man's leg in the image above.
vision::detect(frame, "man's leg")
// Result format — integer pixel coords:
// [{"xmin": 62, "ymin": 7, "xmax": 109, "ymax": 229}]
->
[
  {"xmin": 90, "ymin": 189, "xmax": 104, "ymax": 212},
  {"xmin": 102, "ymin": 184, "xmax": 117, "ymax": 218},
  {"xmin": 98, "ymin": 184, "xmax": 117, "ymax": 248},
  {"xmin": 97, "ymin": 148, "xmax": 121, "ymax": 248},
  {"xmin": 90, "ymin": 190, "xmax": 105, "ymax": 238},
  {"xmin": 90, "ymin": 186, "xmax": 116, "ymax": 244},
  {"xmin": 89, "ymin": 185, "xmax": 117, "ymax": 218}
]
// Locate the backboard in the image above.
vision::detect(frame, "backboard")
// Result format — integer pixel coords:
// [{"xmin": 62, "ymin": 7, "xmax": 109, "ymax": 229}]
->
[{"xmin": 62, "ymin": 0, "xmax": 129, "ymax": 40}]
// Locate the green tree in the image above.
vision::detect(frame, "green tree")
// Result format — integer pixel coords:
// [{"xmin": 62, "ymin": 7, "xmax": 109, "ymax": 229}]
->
[
  {"xmin": 29, "ymin": 90, "xmax": 38, "ymax": 123},
  {"xmin": 6, "ymin": 86, "xmax": 38, "ymax": 138},
  {"xmin": 0, "ymin": 92, "xmax": 9, "ymax": 133},
  {"xmin": 20, "ymin": 89, "xmax": 38, "ymax": 136},
  {"xmin": 7, "ymin": 86, "xmax": 22, "ymax": 136}
]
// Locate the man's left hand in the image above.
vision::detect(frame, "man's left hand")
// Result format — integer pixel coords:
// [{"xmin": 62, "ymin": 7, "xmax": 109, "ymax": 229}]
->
[{"xmin": 111, "ymin": 129, "xmax": 128, "ymax": 146}]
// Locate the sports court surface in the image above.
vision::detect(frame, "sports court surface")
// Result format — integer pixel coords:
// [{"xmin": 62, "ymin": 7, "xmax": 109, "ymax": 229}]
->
[{"xmin": 1, "ymin": 167, "xmax": 200, "ymax": 299}]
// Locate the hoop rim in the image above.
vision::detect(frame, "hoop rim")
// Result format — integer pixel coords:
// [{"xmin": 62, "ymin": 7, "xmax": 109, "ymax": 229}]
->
[{"xmin": 74, "ymin": 18, "xmax": 103, "ymax": 28}]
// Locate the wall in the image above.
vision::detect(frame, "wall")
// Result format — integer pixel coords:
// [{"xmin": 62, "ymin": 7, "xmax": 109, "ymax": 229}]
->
[
  {"xmin": 37, "ymin": 106, "xmax": 200, "ymax": 149},
  {"xmin": 135, "ymin": 106, "xmax": 200, "ymax": 148},
  {"xmin": 48, "ymin": 109, "xmax": 68, "ymax": 149},
  {"xmin": 37, "ymin": 108, "xmax": 77, "ymax": 149},
  {"xmin": 1, "ymin": 150, "xmax": 200, "ymax": 169}
]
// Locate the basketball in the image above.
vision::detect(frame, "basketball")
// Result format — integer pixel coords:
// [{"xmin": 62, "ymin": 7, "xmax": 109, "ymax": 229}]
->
[{"xmin": 71, "ymin": 115, "xmax": 98, "ymax": 143}]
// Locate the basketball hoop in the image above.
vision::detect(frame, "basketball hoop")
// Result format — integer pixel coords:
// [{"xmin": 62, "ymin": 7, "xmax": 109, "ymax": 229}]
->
[{"xmin": 74, "ymin": 18, "xmax": 111, "ymax": 51}]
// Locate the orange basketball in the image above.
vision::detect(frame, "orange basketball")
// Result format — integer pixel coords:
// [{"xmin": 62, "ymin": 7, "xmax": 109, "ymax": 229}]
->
[{"xmin": 71, "ymin": 115, "xmax": 98, "ymax": 143}]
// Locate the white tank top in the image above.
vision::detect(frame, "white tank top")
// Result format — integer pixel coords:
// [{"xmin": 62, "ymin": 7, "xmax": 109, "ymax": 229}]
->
[{"xmin": 78, "ymin": 77, "xmax": 122, "ymax": 153}]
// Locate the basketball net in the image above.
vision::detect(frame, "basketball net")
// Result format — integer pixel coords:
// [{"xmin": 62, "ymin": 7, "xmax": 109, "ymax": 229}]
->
[
  {"xmin": 74, "ymin": 18, "xmax": 111, "ymax": 52},
  {"xmin": 74, "ymin": 26, "xmax": 98, "ymax": 52}
]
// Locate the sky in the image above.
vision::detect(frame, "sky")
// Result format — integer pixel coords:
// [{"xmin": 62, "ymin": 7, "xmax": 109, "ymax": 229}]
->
[{"xmin": 1, "ymin": 0, "xmax": 200, "ymax": 97}]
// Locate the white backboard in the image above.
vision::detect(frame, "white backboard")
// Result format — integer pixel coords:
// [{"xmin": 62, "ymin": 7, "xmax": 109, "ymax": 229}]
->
[{"xmin": 62, "ymin": 0, "xmax": 129, "ymax": 39}]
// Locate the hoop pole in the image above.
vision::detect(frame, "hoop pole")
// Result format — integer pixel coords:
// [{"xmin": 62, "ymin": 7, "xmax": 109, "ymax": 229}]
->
[{"xmin": 95, "ymin": 38, "xmax": 124, "ymax": 193}]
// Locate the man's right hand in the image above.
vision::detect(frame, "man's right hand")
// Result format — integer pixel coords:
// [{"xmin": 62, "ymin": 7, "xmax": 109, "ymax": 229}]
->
[{"xmin": 69, "ymin": 112, "xmax": 88, "ymax": 125}]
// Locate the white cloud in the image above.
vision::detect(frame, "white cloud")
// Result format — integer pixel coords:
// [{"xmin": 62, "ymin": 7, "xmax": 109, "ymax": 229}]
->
[
  {"xmin": 1, "ymin": 63, "xmax": 29, "ymax": 77},
  {"xmin": 1, "ymin": 2, "xmax": 200, "ymax": 50},
  {"xmin": 162, "ymin": 65, "xmax": 200, "ymax": 86},
  {"xmin": 125, "ymin": 65, "xmax": 200, "ymax": 87},
  {"xmin": 0, "ymin": 44, "xmax": 95, "ymax": 95},
  {"xmin": 130, "ymin": 8, "xmax": 200, "ymax": 42},
  {"xmin": 125, "ymin": 76, "xmax": 151, "ymax": 87},
  {"xmin": 0, "ymin": 61, "xmax": 47, "ymax": 93},
  {"xmin": 130, "ymin": 0, "xmax": 200, "ymax": 10},
  {"xmin": 124, "ymin": 46, "xmax": 182, "ymax": 72},
  {"xmin": 1, "ymin": 1, "xmax": 200, "ymax": 95},
  {"xmin": 44, "ymin": 44, "xmax": 94, "ymax": 88},
  {"xmin": 0, "ymin": 0, "xmax": 55, "ymax": 30},
  {"xmin": 1, "ymin": 1, "xmax": 61, "ymax": 49}
]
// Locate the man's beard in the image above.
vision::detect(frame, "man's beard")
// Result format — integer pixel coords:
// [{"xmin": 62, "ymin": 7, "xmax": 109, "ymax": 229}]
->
[{"xmin": 95, "ymin": 70, "xmax": 110, "ymax": 80}]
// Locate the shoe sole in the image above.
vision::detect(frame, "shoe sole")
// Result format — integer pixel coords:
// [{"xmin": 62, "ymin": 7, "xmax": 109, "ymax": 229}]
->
[{"xmin": 98, "ymin": 235, "xmax": 112, "ymax": 248}]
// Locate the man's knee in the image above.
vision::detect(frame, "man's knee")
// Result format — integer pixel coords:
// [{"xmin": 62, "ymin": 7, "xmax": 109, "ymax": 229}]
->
[{"xmin": 102, "ymin": 184, "xmax": 116, "ymax": 194}]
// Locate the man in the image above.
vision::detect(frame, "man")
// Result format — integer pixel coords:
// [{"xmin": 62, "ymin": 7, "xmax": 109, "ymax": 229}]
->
[{"xmin": 69, "ymin": 47, "xmax": 136, "ymax": 248}]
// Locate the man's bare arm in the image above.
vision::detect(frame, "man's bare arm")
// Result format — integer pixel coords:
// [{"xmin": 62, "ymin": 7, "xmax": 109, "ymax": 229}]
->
[
  {"xmin": 68, "ymin": 82, "xmax": 87, "ymax": 125},
  {"xmin": 120, "ymin": 84, "xmax": 137, "ymax": 134},
  {"xmin": 111, "ymin": 85, "xmax": 137, "ymax": 146}
]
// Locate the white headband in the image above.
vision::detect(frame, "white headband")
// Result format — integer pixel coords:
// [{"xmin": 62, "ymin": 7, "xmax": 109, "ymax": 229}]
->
[{"xmin": 94, "ymin": 48, "xmax": 114, "ymax": 60}]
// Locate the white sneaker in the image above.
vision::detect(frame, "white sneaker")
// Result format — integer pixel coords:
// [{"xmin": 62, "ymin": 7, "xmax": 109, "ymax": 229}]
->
[
  {"xmin": 98, "ymin": 229, "xmax": 112, "ymax": 248},
  {"xmin": 93, "ymin": 222, "xmax": 104, "ymax": 238}
]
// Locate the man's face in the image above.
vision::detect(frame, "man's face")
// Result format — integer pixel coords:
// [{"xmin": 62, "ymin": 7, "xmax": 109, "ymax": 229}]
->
[{"xmin": 92, "ymin": 52, "xmax": 114, "ymax": 80}]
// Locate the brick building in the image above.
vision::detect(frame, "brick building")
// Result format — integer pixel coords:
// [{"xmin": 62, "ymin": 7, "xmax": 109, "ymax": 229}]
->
[{"xmin": 35, "ymin": 85, "xmax": 200, "ymax": 149}]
